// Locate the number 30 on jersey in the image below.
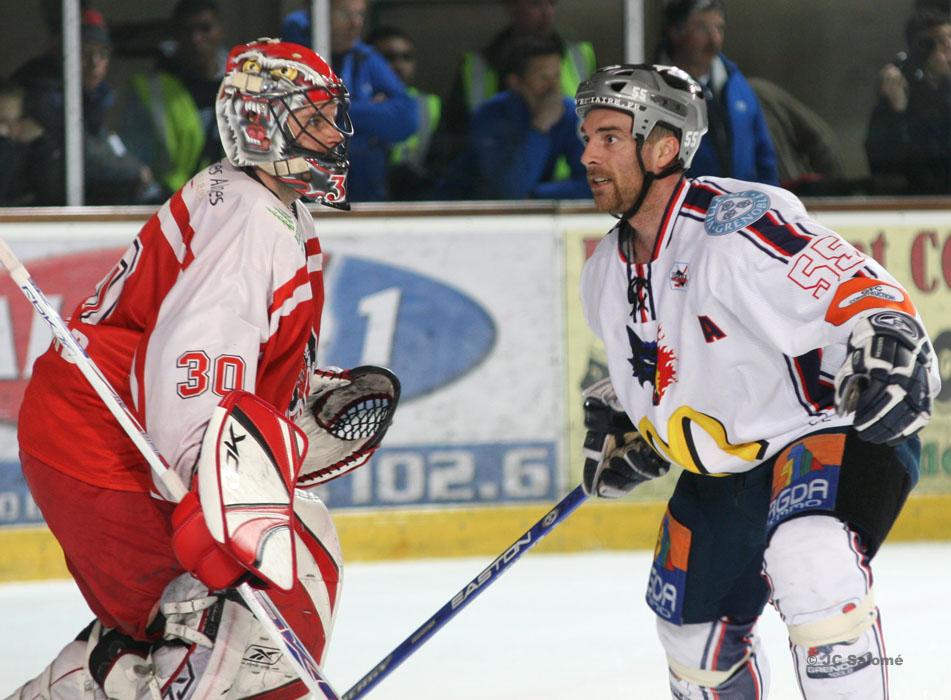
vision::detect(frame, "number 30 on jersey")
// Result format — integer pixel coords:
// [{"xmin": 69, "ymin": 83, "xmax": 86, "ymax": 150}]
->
[{"xmin": 176, "ymin": 351, "xmax": 247, "ymax": 398}]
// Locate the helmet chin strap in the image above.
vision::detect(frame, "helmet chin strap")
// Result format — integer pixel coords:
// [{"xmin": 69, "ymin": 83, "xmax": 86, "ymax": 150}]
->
[{"xmin": 617, "ymin": 137, "xmax": 684, "ymax": 222}]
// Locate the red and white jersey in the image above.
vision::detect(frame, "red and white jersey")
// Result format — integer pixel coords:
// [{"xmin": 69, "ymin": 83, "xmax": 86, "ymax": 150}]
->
[
  {"xmin": 581, "ymin": 176, "xmax": 941, "ymax": 476},
  {"xmin": 19, "ymin": 161, "xmax": 324, "ymax": 494}
]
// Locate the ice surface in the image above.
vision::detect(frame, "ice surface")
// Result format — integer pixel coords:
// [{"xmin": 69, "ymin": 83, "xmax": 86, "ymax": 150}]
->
[{"xmin": 2, "ymin": 543, "xmax": 948, "ymax": 698}]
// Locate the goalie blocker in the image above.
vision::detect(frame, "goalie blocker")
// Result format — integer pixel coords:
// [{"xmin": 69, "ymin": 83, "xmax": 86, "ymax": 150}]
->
[{"xmin": 173, "ymin": 366, "xmax": 400, "ymax": 592}]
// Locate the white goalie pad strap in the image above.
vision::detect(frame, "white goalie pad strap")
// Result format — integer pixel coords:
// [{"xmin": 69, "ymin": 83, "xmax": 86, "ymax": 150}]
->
[
  {"xmin": 787, "ymin": 588, "xmax": 878, "ymax": 647},
  {"xmin": 162, "ymin": 594, "xmax": 219, "ymax": 648},
  {"xmin": 197, "ymin": 390, "xmax": 308, "ymax": 591},
  {"xmin": 295, "ymin": 366, "xmax": 400, "ymax": 487},
  {"xmin": 666, "ymin": 651, "xmax": 752, "ymax": 688}
]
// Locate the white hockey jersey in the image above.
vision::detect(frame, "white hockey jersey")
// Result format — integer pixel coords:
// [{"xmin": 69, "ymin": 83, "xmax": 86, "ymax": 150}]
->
[
  {"xmin": 20, "ymin": 161, "xmax": 324, "ymax": 493},
  {"xmin": 581, "ymin": 176, "xmax": 941, "ymax": 476}
]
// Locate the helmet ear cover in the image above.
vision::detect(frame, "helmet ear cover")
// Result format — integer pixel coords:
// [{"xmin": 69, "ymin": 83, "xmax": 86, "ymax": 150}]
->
[{"xmin": 216, "ymin": 38, "xmax": 353, "ymax": 209}]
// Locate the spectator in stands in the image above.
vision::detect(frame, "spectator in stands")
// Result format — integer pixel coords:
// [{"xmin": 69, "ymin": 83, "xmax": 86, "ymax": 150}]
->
[
  {"xmin": 657, "ymin": 0, "xmax": 778, "ymax": 185},
  {"xmin": 281, "ymin": 1, "xmax": 313, "ymax": 47},
  {"xmin": 748, "ymin": 77, "xmax": 847, "ymax": 195},
  {"xmin": 121, "ymin": 0, "xmax": 226, "ymax": 197},
  {"xmin": 866, "ymin": 8, "xmax": 951, "ymax": 195},
  {"xmin": 0, "ymin": 80, "xmax": 60, "ymax": 206},
  {"xmin": 10, "ymin": 7, "xmax": 157, "ymax": 205},
  {"xmin": 434, "ymin": 36, "xmax": 589, "ymax": 201},
  {"xmin": 368, "ymin": 26, "xmax": 441, "ymax": 200},
  {"xmin": 281, "ymin": 0, "xmax": 417, "ymax": 202},
  {"xmin": 437, "ymin": 0, "xmax": 596, "ymax": 169}
]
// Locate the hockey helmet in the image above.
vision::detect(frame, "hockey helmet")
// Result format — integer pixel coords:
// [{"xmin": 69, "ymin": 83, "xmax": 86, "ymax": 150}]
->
[
  {"xmin": 575, "ymin": 64, "xmax": 708, "ymax": 170},
  {"xmin": 216, "ymin": 38, "xmax": 353, "ymax": 208}
]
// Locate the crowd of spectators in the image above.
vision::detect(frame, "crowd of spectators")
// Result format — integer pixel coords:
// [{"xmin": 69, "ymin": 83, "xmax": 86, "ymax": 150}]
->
[
  {"xmin": 119, "ymin": 0, "xmax": 225, "ymax": 198},
  {"xmin": 3, "ymin": 5, "xmax": 158, "ymax": 205},
  {"xmin": 1, "ymin": 0, "xmax": 948, "ymax": 207}
]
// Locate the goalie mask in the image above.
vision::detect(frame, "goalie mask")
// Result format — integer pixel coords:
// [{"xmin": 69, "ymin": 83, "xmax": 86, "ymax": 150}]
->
[{"xmin": 217, "ymin": 38, "xmax": 353, "ymax": 209}]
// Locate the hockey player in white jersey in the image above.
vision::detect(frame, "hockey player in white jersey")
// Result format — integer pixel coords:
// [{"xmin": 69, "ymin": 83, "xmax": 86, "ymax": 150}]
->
[
  {"xmin": 575, "ymin": 64, "xmax": 939, "ymax": 698},
  {"xmin": 11, "ymin": 39, "xmax": 398, "ymax": 699}
]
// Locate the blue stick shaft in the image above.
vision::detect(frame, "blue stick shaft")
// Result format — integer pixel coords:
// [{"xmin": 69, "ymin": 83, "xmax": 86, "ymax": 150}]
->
[{"xmin": 342, "ymin": 485, "xmax": 589, "ymax": 700}]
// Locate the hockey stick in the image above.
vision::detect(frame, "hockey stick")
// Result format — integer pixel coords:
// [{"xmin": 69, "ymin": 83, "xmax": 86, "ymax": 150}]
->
[
  {"xmin": 0, "ymin": 239, "xmax": 340, "ymax": 700},
  {"xmin": 342, "ymin": 485, "xmax": 589, "ymax": 699}
]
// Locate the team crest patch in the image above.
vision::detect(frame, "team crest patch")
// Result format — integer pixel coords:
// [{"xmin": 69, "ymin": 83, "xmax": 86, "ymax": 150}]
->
[
  {"xmin": 646, "ymin": 510, "xmax": 692, "ymax": 623},
  {"xmin": 704, "ymin": 190, "xmax": 771, "ymax": 236},
  {"xmin": 669, "ymin": 262, "xmax": 689, "ymax": 290},
  {"xmin": 767, "ymin": 433, "xmax": 846, "ymax": 531}
]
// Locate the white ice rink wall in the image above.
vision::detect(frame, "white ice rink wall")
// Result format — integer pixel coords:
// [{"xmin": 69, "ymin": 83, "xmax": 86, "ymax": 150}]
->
[{"xmin": 0, "ymin": 203, "xmax": 949, "ymax": 580}]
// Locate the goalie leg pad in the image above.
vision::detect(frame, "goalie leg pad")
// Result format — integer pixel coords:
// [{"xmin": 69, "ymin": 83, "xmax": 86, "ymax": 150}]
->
[
  {"xmin": 10, "ymin": 620, "xmax": 157, "ymax": 700},
  {"xmin": 152, "ymin": 500, "xmax": 341, "ymax": 699},
  {"xmin": 764, "ymin": 515, "xmax": 889, "ymax": 696},
  {"xmin": 658, "ymin": 617, "xmax": 770, "ymax": 699},
  {"xmin": 146, "ymin": 575, "xmax": 310, "ymax": 699},
  {"xmin": 9, "ymin": 624, "xmax": 106, "ymax": 700}
]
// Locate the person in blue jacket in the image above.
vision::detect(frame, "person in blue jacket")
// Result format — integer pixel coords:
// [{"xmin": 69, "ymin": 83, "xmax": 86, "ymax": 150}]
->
[
  {"xmin": 282, "ymin": 0, "xmax": 417, "ymax": 201},
  {"xmin": 658, "ymin": 0, "xmax": 778, "ymax": 185},
  {"xmin": 434, "ymin": 36, "xmax": 590, "ymax": 200}
]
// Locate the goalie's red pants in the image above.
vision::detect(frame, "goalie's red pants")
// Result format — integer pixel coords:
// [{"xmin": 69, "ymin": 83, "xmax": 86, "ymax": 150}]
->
[{"xmin": 21, "ymin": 451, "xmax": 182, "ymax": 640}]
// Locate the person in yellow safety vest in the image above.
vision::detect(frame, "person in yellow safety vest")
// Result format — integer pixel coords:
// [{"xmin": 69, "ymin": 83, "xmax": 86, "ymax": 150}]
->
[
  {"xmin": 435, "ymin": 0, "xmax": 596, "ymax": 171},
  {"xmin": 120, "ymin": 0, "xmax": 227, "ymax": 196},
  {"xmin": 369, "ymin": 26, "xmax": 442, "ymax": 200}
]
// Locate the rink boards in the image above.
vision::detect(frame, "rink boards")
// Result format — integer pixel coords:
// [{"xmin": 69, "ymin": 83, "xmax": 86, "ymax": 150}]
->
[{"xmin": 0, "ymin": 206, "xmax": 949, "ymax": 581}]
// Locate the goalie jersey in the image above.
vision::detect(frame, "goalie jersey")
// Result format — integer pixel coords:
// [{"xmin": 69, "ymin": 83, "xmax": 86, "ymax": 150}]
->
[
  {"xmin": 19, "ymin": 161, "xmax": 324, "ymax": 494},
  {"xmin": 581, "ymin": 176, "xmax": 941, "ymax": 476}
]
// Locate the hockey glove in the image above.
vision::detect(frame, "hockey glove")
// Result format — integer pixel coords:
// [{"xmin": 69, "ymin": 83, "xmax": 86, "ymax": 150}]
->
[
  {"xmin": 835, "ymin": 311, "xmax": 933, "ymax": 446},
  {"xmin": 295, "ymin": 365, "xmax": 400, "ymax": 487},
  {"xmin": 581, "ymin": 377, "xmax": 669, "ymax": 498}
]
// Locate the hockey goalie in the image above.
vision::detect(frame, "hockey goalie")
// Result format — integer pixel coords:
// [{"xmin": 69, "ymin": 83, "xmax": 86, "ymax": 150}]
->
[{"xmin": 12, "ymin": 39, "xmax": 398, "ymax": 699}]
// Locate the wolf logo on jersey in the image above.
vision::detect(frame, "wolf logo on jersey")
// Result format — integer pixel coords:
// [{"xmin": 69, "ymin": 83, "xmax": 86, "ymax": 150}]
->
[
  {"xmin": 627, "ymin": 326, "xmax": 657, "ymax": 390},
  {"xmin": 626, "ymin": 326, "xmax": 678, "ymax": 406}
]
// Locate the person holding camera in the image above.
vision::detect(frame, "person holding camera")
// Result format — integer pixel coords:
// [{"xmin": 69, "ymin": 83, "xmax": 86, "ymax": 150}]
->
[{"xmin": 866, "ymin": 7, "xmax": 951, "ymax": 195}]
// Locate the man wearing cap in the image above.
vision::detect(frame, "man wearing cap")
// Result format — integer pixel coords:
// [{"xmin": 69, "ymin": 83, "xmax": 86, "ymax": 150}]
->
[{"xmin": 10, "ymin": 6, "xmax": 157, "ymax": 204}]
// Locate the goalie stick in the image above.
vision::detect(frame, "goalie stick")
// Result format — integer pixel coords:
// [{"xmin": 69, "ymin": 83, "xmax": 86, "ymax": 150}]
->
[
  {"xmin": 342, "ymin": 485, "xmax": 589, "ymax": 699},
  {"xmin": 0, "ymin": 238, "xmax": 341, "ymax": 700}
]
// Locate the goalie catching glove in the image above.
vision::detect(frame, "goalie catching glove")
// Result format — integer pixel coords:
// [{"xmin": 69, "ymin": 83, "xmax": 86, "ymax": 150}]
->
[
  {"xmin": 835, "ymin": 311, "xmax": 934, "ymax": 446},
  {"xmin": 295, "ymin": 365, "xmax": 401, "ymax": 487},
  {"xmin": 582, "ymin": 377, "xmax": 669, "ymax": 498}
]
